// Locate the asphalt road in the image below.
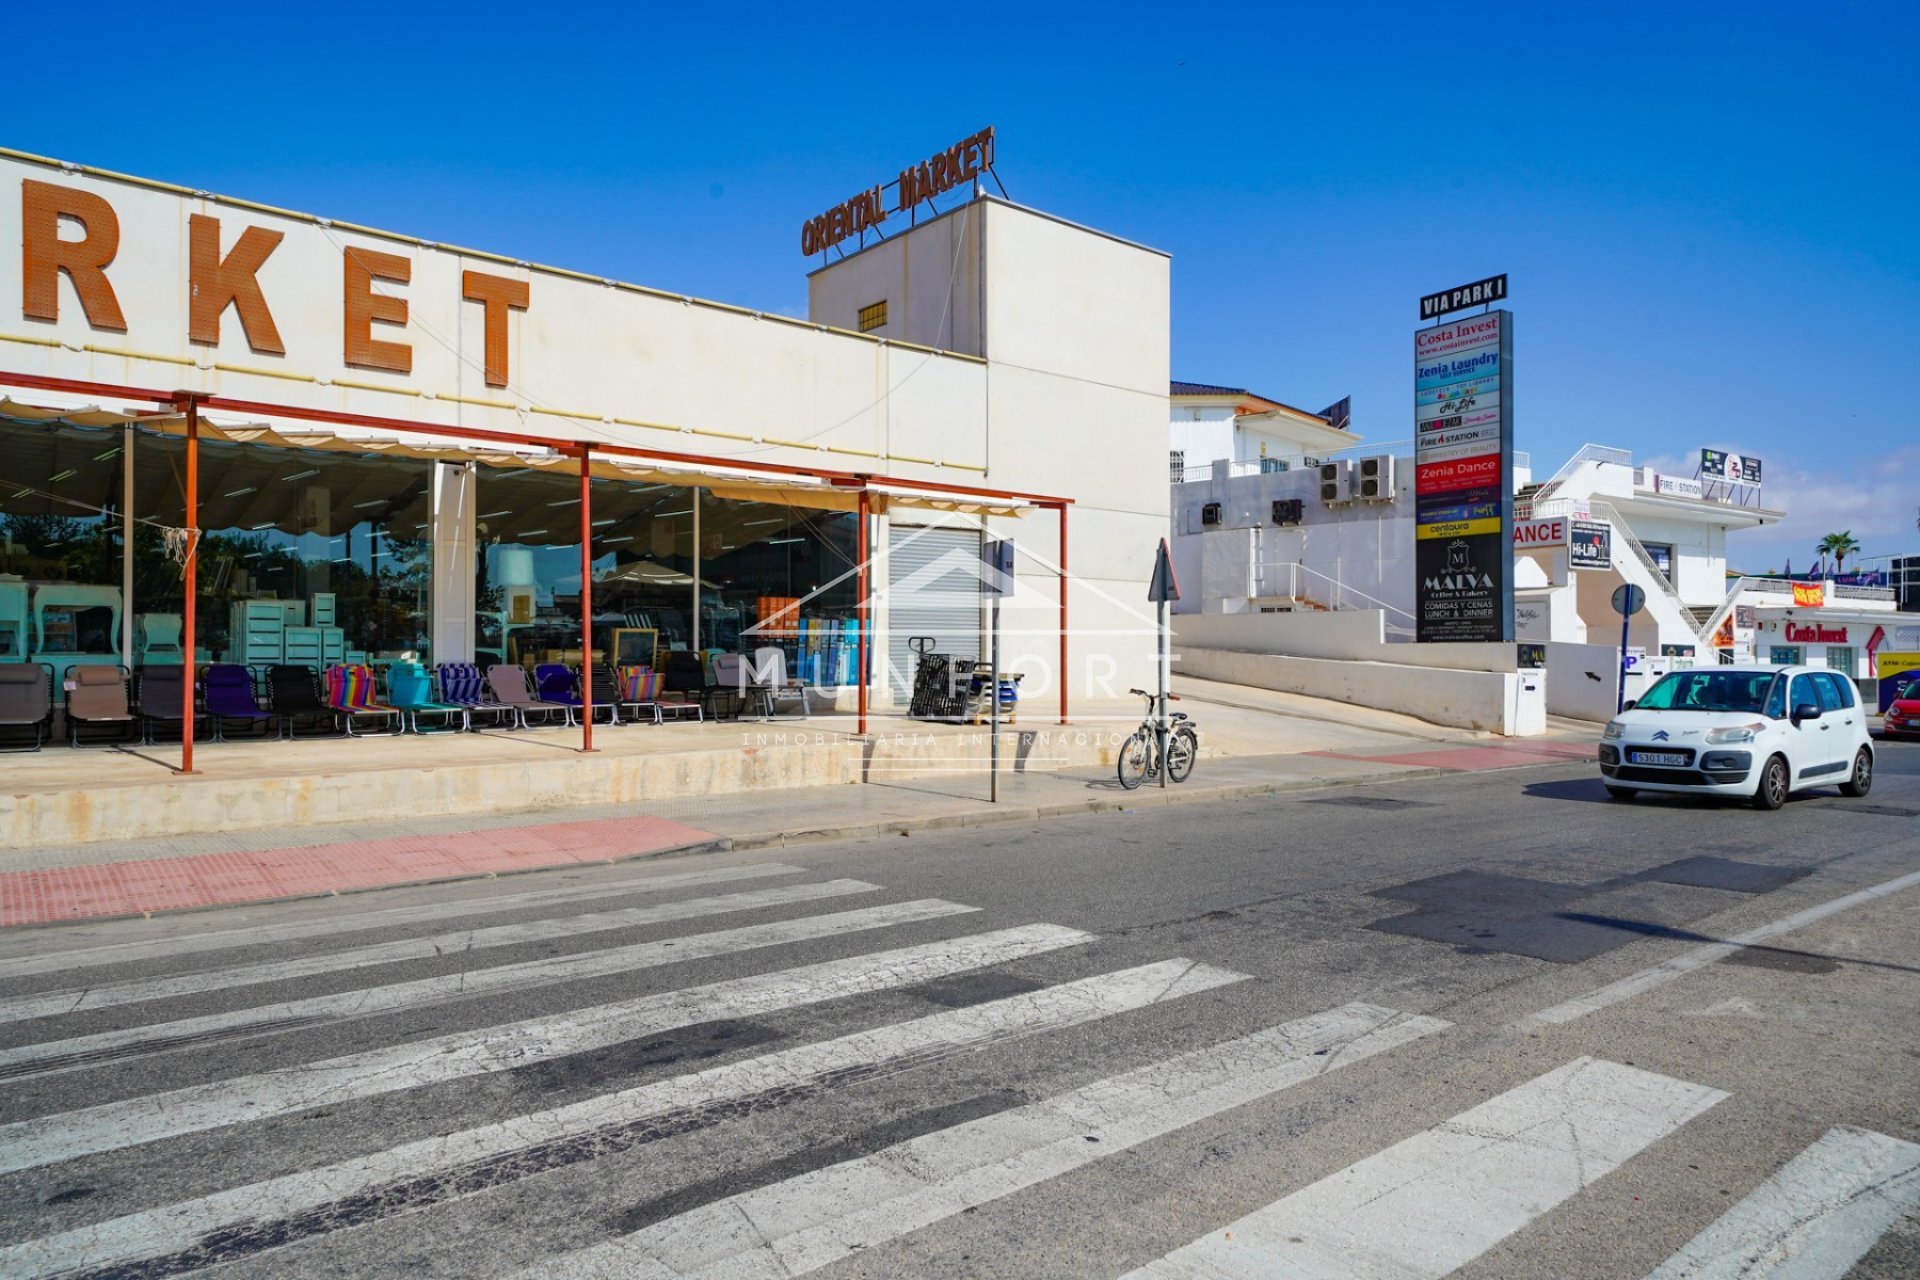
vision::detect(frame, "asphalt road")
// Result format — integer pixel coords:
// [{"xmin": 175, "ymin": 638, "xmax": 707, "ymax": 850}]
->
[{"xmin": 1, "ymin": 738, "xmax": 1916, "ymax": 1279}]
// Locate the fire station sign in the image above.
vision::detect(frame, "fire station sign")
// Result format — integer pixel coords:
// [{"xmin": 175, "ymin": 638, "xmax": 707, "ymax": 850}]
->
[{"xmin": 1414, "ymin": 307, "xmax": 1513, "ymax": 643}]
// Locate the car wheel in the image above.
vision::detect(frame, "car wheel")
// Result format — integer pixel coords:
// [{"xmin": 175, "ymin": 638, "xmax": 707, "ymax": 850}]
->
[
  {"xmin": 1838, "ymin": 747, "xmax": 1873, "ymax": 798},
  {"xmin": 1750, "ymin": 754, "xmax": 1789, "ymax": 810},
  {"xmin": 1604, "ymin": 785, "xmax": 1636, "ymax": 801}
]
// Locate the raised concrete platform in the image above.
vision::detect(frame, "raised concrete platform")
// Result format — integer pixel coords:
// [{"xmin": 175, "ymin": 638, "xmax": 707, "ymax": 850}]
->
[
  {"xmin": 0, "ymin": 710, "xmax": 1135, "ymax": 848},
  {"xmin": 0, "ymin": 680, "xmax": 1486, "ymax": 852}
]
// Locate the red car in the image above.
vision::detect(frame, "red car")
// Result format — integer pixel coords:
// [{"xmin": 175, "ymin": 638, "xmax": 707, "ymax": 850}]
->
[{"xmin": 1883, "ymin": 679, "xmax": 1920, "ymax": 739}]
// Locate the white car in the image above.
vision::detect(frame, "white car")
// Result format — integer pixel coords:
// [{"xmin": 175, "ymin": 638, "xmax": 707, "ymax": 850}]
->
[{"xmin": 1599, "ymin": 666, "xmax": 1874, "ymax": 810}]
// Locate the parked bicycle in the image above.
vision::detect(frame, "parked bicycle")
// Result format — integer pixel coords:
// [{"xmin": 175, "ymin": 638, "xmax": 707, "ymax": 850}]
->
[{"xmin": 1117, "ymin": 688, "xmax": 1198, "ymax": 789}]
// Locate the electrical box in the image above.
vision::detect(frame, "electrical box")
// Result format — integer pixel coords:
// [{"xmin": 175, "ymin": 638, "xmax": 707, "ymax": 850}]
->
[
  {"xmin": 1271, "ymin": 498, "xmax": 1304, "ymax": 526},
  {"xmin": 1356, "ymin": 455, "xmax": 1397, "ymax": 502},
  {"xmin": 1318, "ymin": 461, "xmax": 1352, "ymax": 505}
]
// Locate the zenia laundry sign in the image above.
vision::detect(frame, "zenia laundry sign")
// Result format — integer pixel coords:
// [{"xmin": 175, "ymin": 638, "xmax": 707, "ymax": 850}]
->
[{"xmin": 1413, "ymin": 293, "xmax": 1513, "ymax": 643}]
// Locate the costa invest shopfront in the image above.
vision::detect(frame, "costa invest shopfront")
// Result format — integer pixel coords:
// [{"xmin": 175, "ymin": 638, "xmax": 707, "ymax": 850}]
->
[{"xmin": 0, "ymin": 139, "xmax": 1171, "ymax": 762}]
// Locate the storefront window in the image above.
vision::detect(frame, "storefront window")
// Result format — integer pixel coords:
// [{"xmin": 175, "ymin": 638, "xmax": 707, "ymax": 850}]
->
[
  {"xmin": 471, "ymin": 467, "xmax": 858, "ymax": 681},
  {"xmin": 0, "ymin": 416, "xmax": 433, "ymax": 674},
  {"xmin": 1769, "ymin": 645, "xmax": 1801, "ymax": 665},
  {"xmin": 1825, "ymin": 646, "xmax": 1855, "ymax": 677}
]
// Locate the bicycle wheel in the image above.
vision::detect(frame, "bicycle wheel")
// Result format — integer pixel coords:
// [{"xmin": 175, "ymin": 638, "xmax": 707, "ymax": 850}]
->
[
  {"xmin": 1166, "ymin": 726, "xmax": 1198, "ymax": 783},
  {"xmin": 1116, "ymin": 730, "xmax": 1152, "ymax": 790}
]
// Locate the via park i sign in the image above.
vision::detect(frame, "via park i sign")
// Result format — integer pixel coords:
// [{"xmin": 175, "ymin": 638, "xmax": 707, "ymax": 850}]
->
[{"xmin": 1413, "ymin": 304, "xmax": 1513, "ymax": 643}]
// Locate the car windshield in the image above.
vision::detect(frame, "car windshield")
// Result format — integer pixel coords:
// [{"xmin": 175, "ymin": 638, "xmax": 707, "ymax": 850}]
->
[{"xmin": 1634, "ymin": 670, "xmax": 1776, "ymax": 713}]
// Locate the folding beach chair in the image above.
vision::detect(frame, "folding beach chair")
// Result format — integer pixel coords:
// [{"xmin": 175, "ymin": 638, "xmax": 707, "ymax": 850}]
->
[
  {"xmin": 204, "ymin": 664, "xmax": 279, "ymax": 742},
  {"xmin": 0, "ymin": 662, "xmax": 55, "ymax": 751},
  {"xmin": 436, "ymin": 662, "xmax": 516, "ymax": 730},
  {"xmin": 268, "ymin": 665, "xmax": 338, "ymax": 739},
  {"xmin": 325, "ymin": 663, "xmax": 402, "ymax": 737},
  {"xmin": 134, "ymin": 664, "xmax": 200, "ymax": 745},
  {"xmin": 66, "ymin": 664, "xmax": 137, "ymax": 747},
  {"xmin": 533, "ymin": 662, "xmax": 588, "ymax": 727},
  {"xmin": 486, "ymin": 664, "xmax": 571, "ymax": 729},
  {"xmin": 614, "ymin": 664, "xmax": 669, "ymax": 725},
  {"xmin": 386, "ymin": 661, "xmax": 468, "ymax": 733}
]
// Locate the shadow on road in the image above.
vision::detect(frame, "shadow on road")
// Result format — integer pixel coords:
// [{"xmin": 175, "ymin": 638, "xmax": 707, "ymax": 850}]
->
[{"xmin": 1557, "ymin": 911, "xmax": 1920, "ymax": 977}]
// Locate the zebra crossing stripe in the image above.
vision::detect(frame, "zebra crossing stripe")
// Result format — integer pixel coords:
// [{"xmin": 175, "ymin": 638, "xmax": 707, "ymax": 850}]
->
[
  {"xmin": 0, "ymin": 897, "xmax": 969, "ymax": 1081},
  {"xmin": 509, "ymin": 1003, "xmax": 1450, "ymax": 1280},
  {"xmin": 0, "ymin": 959, "xmax": 1249, "ymax": 1280},
  {"xmin": 0, "ymin": 921, "xmax": 1091, "ymax": 1177},
  {"xmin": 1642, "ymin": 1126, "xmax": 1920, "ymax": 1279},
  {"xmin": 0, "ymin": 878, "xmax": 882, "ymax": 1024},
  {"xmin": 1122, "ymin": 1057, "xmax": 1726, "ymax": 1280},
  {"xmin": 1525, "ymin": 868, "xmax": 1920, "ymax": 1027},
  {"xmin": 0, "ymin": 862, "xmax": 805, "ymax": 981}
]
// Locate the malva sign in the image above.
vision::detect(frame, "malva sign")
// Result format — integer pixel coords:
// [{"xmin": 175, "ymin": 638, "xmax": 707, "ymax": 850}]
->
[{"xmin": 16, "ymin": 178, "xmax": 530, "ymax": 387}]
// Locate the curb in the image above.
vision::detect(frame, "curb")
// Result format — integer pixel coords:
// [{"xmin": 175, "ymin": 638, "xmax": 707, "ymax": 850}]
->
[
  {"xmin": 5, "ymin": 754, "xmax": 1589, "ymax": 927},
  {"xmin": 720, "ymin": 762, "xmax": 1480, "ymax": 850}
]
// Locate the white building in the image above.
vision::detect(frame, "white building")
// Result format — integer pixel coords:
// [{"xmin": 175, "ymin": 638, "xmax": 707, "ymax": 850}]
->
[
  {"xmin": 0, "ymin": 142, "xmax": 1170, "ymax": 722},
  {"xmin": 1168, "ymin": 382, "xmax": 1357, "ymax": 483}
]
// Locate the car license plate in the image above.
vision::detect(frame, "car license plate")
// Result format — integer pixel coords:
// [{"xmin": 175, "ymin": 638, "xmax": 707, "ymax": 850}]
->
[{"xmin": 1630, "ymin": 750, "xmax": 1689, "ymax": 766}]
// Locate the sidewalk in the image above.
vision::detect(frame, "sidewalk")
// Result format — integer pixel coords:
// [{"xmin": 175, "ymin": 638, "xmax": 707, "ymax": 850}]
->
[{"xmin": 0, "ymin": 705, "xmax": 1600, "ymax": 926}]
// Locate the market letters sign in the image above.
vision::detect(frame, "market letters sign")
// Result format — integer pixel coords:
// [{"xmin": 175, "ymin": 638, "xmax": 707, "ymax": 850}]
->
[
  {"xmin": 1413, "ymin": 304, "xmax": 1513, "ymax": 643},
  {"xmin": 800, "ymin": 128, "xmax": 997, "ymax": 257},
  {"xmin": 16, "ymin": 178, "xmax": 530, "ymax": 387}
]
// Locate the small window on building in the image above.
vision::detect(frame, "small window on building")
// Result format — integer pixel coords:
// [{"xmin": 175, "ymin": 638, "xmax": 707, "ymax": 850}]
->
[
  {"xmin": 1169, "ymin": 450, "xmax": 1185, "ymax": 484},
  {"xmin": 1260, "ymin": 457, "xmax": 1287, "ymax": 474},
  {"xmin": 1769, "ymin": 645, "xmax": 1801, "ymax": 666},
  {"xmin": 857, "ymin": 300, "xmax": 888, "ymax": 333},
  {"xmin": 1825, "ymin": 646, "xmax": 1856, "ymax": 679}
]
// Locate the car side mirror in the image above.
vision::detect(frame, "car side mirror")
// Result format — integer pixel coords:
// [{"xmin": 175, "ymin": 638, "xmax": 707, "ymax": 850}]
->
[
  {"xmin": 1622, "ymin": 700, "xmax": 1637, "ymax": 711},
  {"xmin": 1792, "ymin": 702, "xmax": 1821, "ymax": 723}
]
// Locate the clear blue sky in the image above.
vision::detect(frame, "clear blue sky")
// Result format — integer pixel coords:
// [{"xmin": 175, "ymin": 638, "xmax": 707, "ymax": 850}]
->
[{"xmin": 9, "ymin": 2, "xmax": 1915, "ymax": 570}]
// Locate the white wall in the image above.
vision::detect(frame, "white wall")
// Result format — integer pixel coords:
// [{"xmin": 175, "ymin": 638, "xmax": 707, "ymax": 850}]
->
[
  {"xmin": 807, "ymin": 203, "xmax": 983, "ymax": 355},
  {"xmin": 1178, "ymin": 647, "xmax": 1524, "ymax": 733},
  {"xmin": 1174, "ymin": 610, "xmax": 1516, "ymax": 672},
  {"xmin": 1544, "ymin": 640, "xmax": 1620, "ymax": 722}
]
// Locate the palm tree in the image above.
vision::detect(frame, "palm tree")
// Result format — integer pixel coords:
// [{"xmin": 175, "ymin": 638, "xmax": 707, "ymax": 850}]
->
[{"xmin": 1817, "ymin": 531, "xmax": 1861, "ymax": 575}]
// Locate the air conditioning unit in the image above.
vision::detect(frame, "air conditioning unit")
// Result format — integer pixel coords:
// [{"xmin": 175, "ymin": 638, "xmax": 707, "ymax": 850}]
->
[
  {"xmin": 1271, "ymin": 498, "xmax": 1304, "ymax": 526},
  {"xmin": 1318, "ymin": 460, "xmax": 1352, "ymax": 505},
  {"xmin": 1200, "ymin": 501, "xmax": 1222, "ymax": 527},
  {"xmin": 1355, "ymin": 455, "xmax": 1397, "ymax": 501}
]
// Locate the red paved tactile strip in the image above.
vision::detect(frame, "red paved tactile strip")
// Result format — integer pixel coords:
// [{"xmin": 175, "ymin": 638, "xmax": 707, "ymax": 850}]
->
[
  {"xmin": 0, "ymin": 815, "xmax": 720, "ymax": 927},
  {"xmin": 1309, "ymin": 740, "xmax": 1597, "ymax": 771}
]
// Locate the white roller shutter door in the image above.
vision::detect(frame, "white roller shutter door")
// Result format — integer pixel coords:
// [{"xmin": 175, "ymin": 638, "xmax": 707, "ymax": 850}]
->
[{"xmin": 886, "ymin": 524, "xmax": 982, "ymax": 696}]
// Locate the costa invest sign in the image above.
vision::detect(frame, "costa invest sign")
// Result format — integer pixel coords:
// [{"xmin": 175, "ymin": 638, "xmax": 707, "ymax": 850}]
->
[
  {"xmin": 801, "ymin": 127, "xmax": 997, "ymax": 257},
  {"xmin": 1418, "ymin": 273, "xmax": 1508, "ymax": 320}
]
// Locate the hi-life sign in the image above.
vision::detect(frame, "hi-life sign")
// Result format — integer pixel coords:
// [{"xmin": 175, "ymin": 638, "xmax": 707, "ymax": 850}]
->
[
  {"xmin": 1414, "ymin": 305, "xmax": 1513, "ymax": 643},
  {"xmin": 800, "ymin": 127, "xmax": 997, "ymax": 257}
]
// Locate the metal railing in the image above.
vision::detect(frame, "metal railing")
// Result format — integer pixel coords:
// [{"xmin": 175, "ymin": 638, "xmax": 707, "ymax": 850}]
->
[
  {"xmin": 1254, "ymin": 559, "xmax": 1417, "ymax": 632},
  {"xmin": 1531, "ymin": 444, "xmax": 1633, "ymax": 503},
  {"xmin": 1833, "ymin": 583, "xmax": 1897, "ymax": 601}
]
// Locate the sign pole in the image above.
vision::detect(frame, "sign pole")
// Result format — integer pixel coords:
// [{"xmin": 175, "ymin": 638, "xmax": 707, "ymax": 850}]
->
[
  {"xmin": 1618, "ymin": 607, "xmax": 1631, "ymax": 715},
  {"xmin": 989, "ymin": 593, "xmax": 1001, "ymax": 804},
  {"xmin": 1157, "ymin": 596, "xmax": 1168, "ymax": 789}
]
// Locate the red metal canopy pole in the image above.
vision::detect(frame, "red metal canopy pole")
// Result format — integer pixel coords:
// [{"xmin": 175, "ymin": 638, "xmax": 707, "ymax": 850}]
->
[
  {"xmin": 856, "ymin": 487, "xmax": 870, "ymax": 736},
  {"xmin": 1057, "ymin": 503, "xmax": 1068, "ymax": 725},
  {"xmin": 578, "ymin": 446, "xmax": 596, "ymax": 753},
  {"xmin": 180, "ymin": 395, "xmax": 200, "ymax": 773}
]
